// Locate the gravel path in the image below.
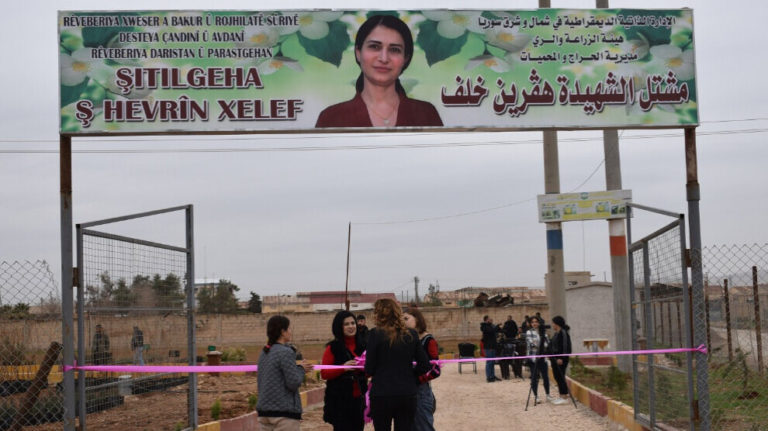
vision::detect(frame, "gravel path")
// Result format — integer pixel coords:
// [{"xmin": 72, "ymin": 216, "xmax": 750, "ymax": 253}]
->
[{"xmin": 302, "ymin": 363, "xmax": 611, "ymax": 430}]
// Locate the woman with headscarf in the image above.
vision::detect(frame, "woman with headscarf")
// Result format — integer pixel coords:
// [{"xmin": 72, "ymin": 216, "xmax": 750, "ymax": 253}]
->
[
  {"xmin": 321, "ymin": 310, "xmax": 368, "ymax": 431},
  {"xmin": 549, "ymin": 315, "xmax": 572, "ymax": 405},
  {"xmin": 365, "ymin": 298, "xmax": 431, "ymax": 431},
  {"xmin": 315, "ymin": 14, "xmax": 442, "ymax": 128}
]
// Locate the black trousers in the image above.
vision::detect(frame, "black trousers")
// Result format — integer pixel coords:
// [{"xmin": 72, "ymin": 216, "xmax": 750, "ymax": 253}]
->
[
  {"xmin": 370, "ymin": 395, "xmax": 417, "ymax": 431},
  {"xmin": 330, "ymin": 395, "xmax": 365, "ymax": 431},
  {"xmin": 550, "ymin": 357, "xmax": 570, "ymax": 395},
  {"xmin": 529, "ymin": 358, "xmax": 550, "ymax": 396}
]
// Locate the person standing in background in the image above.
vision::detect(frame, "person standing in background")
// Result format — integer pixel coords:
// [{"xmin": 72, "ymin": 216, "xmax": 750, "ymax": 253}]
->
[
  {"xmin": 321, "ymin": 311, "xmax": 368, "ymax": 431},
  {"xmin": 256, "ymin": 315, "xmax": 314, "ymax": 431},
  {"xmin": 403, "ymin": 307, "xmax": 441, "ymax": 431},
  {"xmin": 525, "ymin": 317, "xmax": 552, "ymax": 404},
  {"xmin": 480, "ymin": 315, "xmax": 501, "ymax": 382},
  {"xmin": 365, "ymin": 298, "xmax": 430, "ymax": 431},
  {"xmin": 549, "ymin": 315, "xmax": 573, "ymax": 405},
  {"xmin": 131, "ymin": 326, "xmax": 145, "ymax": 365},
  {"xmin": 357, "ymin": 314, "xmax": 370, "ymax": 349},
  {"xmin": 91, "ymin": 324, "xmax": 110, "ymax": 365},
  {"xmin": 502, "ymin": 315, "xmax": 518, "ymax": 339}
]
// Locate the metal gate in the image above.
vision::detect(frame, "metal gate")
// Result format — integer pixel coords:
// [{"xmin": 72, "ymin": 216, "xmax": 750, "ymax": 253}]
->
[
  {"xmin": 73, "ymin": 205, "xmax": 197, "ymax": 430},
  {"xmin": 627, "ymin": 203, "xmax": 696, "ymax": 430}
]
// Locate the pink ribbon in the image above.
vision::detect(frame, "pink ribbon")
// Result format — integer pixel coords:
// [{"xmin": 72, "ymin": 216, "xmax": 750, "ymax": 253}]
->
[
  {"xmin": 435, "ymin": 344, "xmax": 707, "ymax": 365},
  {"xmin": 62, "ymin": 345, "xmax": 706, "ymax": 374}
]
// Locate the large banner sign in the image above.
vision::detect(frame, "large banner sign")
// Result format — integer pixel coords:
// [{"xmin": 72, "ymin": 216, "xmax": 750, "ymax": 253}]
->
[{"xmin": 58, "ymin": 9, "xmax": 697, "ymax": 134}]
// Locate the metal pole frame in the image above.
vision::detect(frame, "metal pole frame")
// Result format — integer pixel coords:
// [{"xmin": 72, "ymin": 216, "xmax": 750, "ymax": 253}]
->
[
  {"xmin": 685, "ymin": 127, "xmax": 710, "ymax": 430},
  {"xmin": 76, "ymin": 225, "xmax": 86, "ymax": 429},
  {"xmin": 186, "ymin": 205, "xmax": 198, "ymax": 429},
  {"xmin": 60, "ymin": 135, "xmax": 76, "ymax": 431},
  {"xmin": 73, "ymin": 202, "xmax": 196, "ymax": 429},
  {"xmin": 642, "ymin": 241, "xmax": 656, "ymax": 427},
  {"xmin": 627, "ymin": 204, "xmax": 696, "ymax": 429}
]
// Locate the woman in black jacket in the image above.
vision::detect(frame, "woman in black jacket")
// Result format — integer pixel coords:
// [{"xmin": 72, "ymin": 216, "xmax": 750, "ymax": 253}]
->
[
  {"xmin": 365, "ymin": 298, "xmax": 431, "ymax": 431},
  {"xmin": 549, "ymin": 315, "xmax": 572, "ymax": 405},
  {"xmin": 321, "ymin": 310, "xmax": 368, "ymax": 431}
]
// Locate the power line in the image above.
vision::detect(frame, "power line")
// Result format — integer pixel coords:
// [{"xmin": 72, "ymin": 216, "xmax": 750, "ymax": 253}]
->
[
  {"xmin": 1, "ymin": 126, "xmax": 768, "ymax": 154},
  {"xmin": 353, "ymin": 131, "xmax": 619, "ymax": 225},
  {"xmin": 3, "ymin": 116, "xmax": 768, "ymax": 145}
]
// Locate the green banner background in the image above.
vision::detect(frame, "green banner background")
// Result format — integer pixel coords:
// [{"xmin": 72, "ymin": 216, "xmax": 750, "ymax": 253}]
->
[{"xmin": 58, "ymin": 9, "xmax": 697, "ymax": 134}]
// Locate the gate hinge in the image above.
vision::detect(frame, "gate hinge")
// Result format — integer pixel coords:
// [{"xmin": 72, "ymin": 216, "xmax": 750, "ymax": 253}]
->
[
  {"xmin": 72, "ymin": 267, "xmax": 79, "ymax": 287},
  {"xmin": 684, "ymin": 249, "xmax": 692, "ymax": 268}
]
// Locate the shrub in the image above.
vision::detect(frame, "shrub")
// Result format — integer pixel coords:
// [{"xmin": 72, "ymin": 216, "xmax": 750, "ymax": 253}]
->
[
  {"xmin": 605, "ymin": 365, "xmax": 628, "ymax": 392},
  {"xmin": 247, "ymin": 393, "xmax": 258, "ymax": 411},
  {"xmin": 220, "ymin": 347, "xmax": 246, "ymax": 362},
  {"xmin": 0, "ymin": 337, "xmax": 27, "ymax": 366},
  {"xmin": 211, "ymin": 398, "xmax": 222, "ymax": 420}
]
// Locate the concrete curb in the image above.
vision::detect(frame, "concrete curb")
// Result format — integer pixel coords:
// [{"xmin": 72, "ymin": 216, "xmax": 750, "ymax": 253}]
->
[
  {"xmin": 566, "ymin": 376, "xmax": 650, "ymax": 431},
  {"xmin": 197, "ymin": 386, "xmax": 325, "ymax": 430}
]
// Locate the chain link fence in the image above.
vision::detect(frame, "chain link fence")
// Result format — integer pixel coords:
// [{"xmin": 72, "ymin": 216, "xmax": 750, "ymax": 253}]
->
[
  {"xmin": 0, "ymin": 260, "xmax": 64, "ymax": 430},
  {"xmin": 71, "ymin": 205, "xmax": 196, "ymax": 431},
  {"xmin": 628, "ymin": 205, "xmax": 695, "ymax": 430},
  {"xmin": 702, "ymin": 243, "xmax": 768, "ymax": 430}
]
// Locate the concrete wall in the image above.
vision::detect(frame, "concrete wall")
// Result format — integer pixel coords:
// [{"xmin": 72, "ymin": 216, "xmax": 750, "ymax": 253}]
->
[
  {"xmin": 566, "ymin": 282, "xmax": 616, "ymax": 354},
  {"xmin": 7, "ymin": 303, "xmax": 548, "ymax": 354}
]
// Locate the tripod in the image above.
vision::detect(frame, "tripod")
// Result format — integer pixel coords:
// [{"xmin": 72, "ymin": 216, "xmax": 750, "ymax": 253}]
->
[
  {"xmin": 524, "ymin": 358, "xmax": 577, "ymax": 410},
  {"xmin": 524, "ymin": 358, "xmax": 545, "ymax": 411}
]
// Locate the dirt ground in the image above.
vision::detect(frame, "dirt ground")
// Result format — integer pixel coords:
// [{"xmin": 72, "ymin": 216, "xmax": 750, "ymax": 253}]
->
[
  {"xmin": 32, "ymin": 360, "xmax": 610, "ymax": 430},
  {"xmin": 302, "ymin": 363, "xmax": 611, "ymax": 431}
]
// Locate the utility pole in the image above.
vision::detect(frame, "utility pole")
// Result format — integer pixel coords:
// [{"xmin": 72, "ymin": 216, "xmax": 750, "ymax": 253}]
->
[
  {"xmin": 413, "ymin": 276, "xmax": 420, "ymax": 305},
  {"xmin": 344, "ymin": 222, "xmax": 351, "ymax": 311},
  {"xmin": 539, "ymin": 0, "xmax": 567, "ymax": 323},
  {"xmin": 597, "ymin": 0, "xmax": 631, "ymax": 374}
]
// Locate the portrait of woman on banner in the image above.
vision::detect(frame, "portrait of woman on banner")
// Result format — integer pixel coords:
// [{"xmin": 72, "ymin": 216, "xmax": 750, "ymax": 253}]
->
[{"xmin": 315, "ymin": 14, "xmax": 443, "ymax": 128}]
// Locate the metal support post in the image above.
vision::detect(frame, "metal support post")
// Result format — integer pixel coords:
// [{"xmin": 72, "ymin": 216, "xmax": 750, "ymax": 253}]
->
[
  {"xmin": 60, "ymin": 135, "xmax": 76, "ymax": 431},
  {"xmin": 685, "ymin": 127, "xmax": 710, "ymax": 430}
]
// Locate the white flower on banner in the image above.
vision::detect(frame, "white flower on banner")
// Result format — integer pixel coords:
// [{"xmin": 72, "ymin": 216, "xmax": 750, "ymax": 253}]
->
[
  {"xmin": 670, "ymin": 13, "xmax": 693, "ymax": 47},
  {"xmin": 560, "ymin": 63, "xmax": 596, "ymax": 79},
  {"xmin": 422, "ymin": 11, "xmax": 484, "ymax": 39},
  {"xmin": 619, "ymin": 37, "xmax": 650, "ymax": 61},
  {"xmin": 399, "ymin": 12, "xmax": 426, "ymax": 38},
  {"xmin": 60, "ymin": 48, "xmax": 103, "ymax": 86},
  {"xmin": 485, "ymin": 26, "xmax": 531, "ymax": 53},
  {"xmin": 257, "ymin": 56, "xmax": 304, "ymax": 75},
  {"xmin": 340, "ymin": 12, "xmax": 367, "ymax": 41},
  {"xmin": 295, "ymin": 11, "xmax": 344, "ymax": 40},
  {"xmin": 241, "ymin": 26, "xmax": 281, "ymax": 47},
  {"xmin": 648, "ymin": 45, "xmax": 695, "ymax": 81},
  {"xmin": 465, "ymin": 54, "xmax": 511, "ymax": 73}
]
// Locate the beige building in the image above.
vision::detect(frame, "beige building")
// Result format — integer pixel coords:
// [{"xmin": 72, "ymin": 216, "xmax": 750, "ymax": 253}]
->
[
  {"xmin": 437, "ymin": 286, "xmax": 545, "ymax": 307},
  {"xmin": 262, "ymin": 291, "xmax": 397, "ymax": 313}
]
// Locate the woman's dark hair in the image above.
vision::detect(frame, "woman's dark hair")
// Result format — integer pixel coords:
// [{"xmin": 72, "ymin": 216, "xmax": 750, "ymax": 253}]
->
[
  {"xmin": 263, "ymin": 315, "xmax": 290, "ymax": 353},
  {"xmin": 536, "ymin": 317, "xmax": 548, "ymax": 336},
  {"xmin": 552, "ymin": 315, "xmax": 570, "ymax": 332},
  {"xmin": 354, "ymin": 14, "xmax": 414, "ymax": 94},
  {"xmin": 402, "ymin": 307, "xmax": 427, "ymax": 333},
  {"xmin": 331, "ymin": 310, "xmax": 356, "ymax": 341}
]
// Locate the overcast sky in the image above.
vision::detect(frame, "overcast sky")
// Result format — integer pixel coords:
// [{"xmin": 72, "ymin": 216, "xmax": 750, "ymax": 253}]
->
[{"xmin": 1, "ymin": 0, "xmax": 766, "ymax": 302}]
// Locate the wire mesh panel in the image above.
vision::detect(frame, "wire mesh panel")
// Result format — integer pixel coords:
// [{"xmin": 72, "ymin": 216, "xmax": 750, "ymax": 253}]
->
[
  {"xmin": 628, "ymin": 205, "xmax": 695, "ymax": 430},
  {"xmin": 76, "ymin": 206, "xmax": 196, "ymax": 430},
  {"xmin": 0, "ymin": 260, "xmax": 64, "ymax": 430},
  {"xmin": 702, "ymin": 244, "xmax": 768, "ymax": 430}
]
